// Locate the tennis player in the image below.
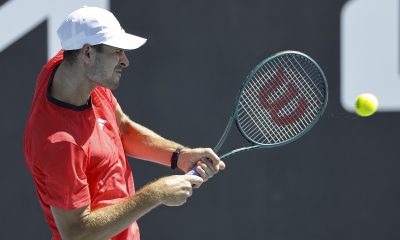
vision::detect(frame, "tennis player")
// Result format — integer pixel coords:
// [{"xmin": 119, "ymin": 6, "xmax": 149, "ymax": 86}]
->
[{"xmin": 24, "ymin": 6, "xmax": 225, "ymax": 240}]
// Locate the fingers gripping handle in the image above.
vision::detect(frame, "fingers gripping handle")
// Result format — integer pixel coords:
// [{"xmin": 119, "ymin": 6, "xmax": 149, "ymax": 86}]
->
[
  {"xmin": 186, "ymin": 151, "xmax": 228, "ymax": 176},
  {"xmin": 186, "ymin": 167, "xmax": 200, "ymax": 176}
]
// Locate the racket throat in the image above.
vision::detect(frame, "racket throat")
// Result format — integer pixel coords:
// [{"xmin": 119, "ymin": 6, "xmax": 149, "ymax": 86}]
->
[{"xmin": 213, "ymin": 116, "xmax": 235, "ymax": 154}]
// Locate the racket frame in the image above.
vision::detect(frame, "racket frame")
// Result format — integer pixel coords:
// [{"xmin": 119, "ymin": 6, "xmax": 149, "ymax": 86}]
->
[{"xmin": 213, "ymin": 50, "xmax": 328, "ymax": 160}]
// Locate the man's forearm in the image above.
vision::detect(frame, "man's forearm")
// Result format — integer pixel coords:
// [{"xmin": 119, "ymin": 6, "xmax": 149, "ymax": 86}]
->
[
  {"xmin": 120, "ymin": 116, "xmax": 182, "ymax": 166},
  {"xmin": 54, "ymin": 182, "xmax": 163, "ymax": 240}
]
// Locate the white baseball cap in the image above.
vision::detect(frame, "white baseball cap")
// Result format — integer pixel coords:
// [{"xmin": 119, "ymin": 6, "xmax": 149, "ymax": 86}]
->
[{"xmin": 57, "ymin": 6, "xmax": 147, "ymax": 50}]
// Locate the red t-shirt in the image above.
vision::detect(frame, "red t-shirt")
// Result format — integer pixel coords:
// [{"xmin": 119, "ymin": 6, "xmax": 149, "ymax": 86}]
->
[{"xmin": 24, "ymin": 51, "xmax": 140, "ymax": 240}]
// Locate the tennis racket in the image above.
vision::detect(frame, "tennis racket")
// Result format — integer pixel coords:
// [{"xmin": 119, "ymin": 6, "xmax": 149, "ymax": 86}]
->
[{"xmin": 188, "ymin": 50, "xmax": 328, "ymax": 175}]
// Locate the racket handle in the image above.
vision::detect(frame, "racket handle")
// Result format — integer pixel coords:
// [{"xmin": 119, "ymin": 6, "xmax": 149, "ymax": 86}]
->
[{"xmin": 186, "ymin": 166, "xmax": 200, "ymax": 176}]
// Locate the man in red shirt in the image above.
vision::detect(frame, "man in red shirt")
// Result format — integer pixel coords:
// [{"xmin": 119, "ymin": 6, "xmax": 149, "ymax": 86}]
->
[{"xmin": 24, "ymin": 6, "xmax": 225, "ymax": 240}]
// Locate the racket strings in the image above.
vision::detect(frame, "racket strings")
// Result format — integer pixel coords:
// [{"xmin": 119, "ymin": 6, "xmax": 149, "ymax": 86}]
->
[
  {"xmin": 237, "ymin": 100, "xmax": 275, "ymax": 141},
  {"xmin": 258, "ymin": 65, "xmax": 311, "ymax": 132},
  {"xmin": 285, "ymin": 56, "xmax": 325, "ymax": 118},
  {"xmin": 236, "ymin": 53, "xmax": 327, "ymax": 145},
  {"xmin": 238, "ymin": 91, "xmax": 283, "ymax": 142},
  {"xmin": 271, "ymin": 58, "xmax": 319, "ymax": 124},
  {"xmin": 282, "ymin": 56, "xmax": 324, "ymax": 107},
  {"xmin": 240, "ymin": 76, "xmax": 292, "ymax": 142},
  {"xmin": 263, "ymin": 58, "xmax": 323, "ymax": 128},
  {"xmin": 290, "ymin": 56, "xmax": 325, "ymax": 99},
  {"xmin": 247, "ymin": 65, "xmax": 307, "ymax": 141},
  {"xmin": 240, "ymin": 70, "xmax": 293, "ymax": 141},
  {"xmin": 260, "ymin": 57, "xmax": 324, "ymax": 136},
  {"xmin": 239, "ymin": 82, "xmax": 294, "ymax": 143}
]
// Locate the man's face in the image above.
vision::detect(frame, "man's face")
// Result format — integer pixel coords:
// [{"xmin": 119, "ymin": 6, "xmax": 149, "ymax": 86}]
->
[{"xmin": 87, "ymin": 45, "xmax": 129, "ymax": 90}]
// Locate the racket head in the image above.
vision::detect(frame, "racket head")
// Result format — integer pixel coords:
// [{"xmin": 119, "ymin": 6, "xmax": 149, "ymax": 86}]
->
[{"xmin": 233, "ymin": 51, "xmax": 328, "ymax": 147}]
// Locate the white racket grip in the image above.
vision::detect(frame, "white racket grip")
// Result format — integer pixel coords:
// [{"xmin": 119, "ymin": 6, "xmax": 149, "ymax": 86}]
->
[{"xmin": 186, "ymin": 166, "xmax": 200, "ymax": 176}]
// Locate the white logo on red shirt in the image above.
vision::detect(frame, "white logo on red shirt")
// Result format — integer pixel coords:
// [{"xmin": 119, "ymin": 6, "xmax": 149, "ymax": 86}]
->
[{"xmin": 97, "ymin": 118, "xmax": 107, "ymax": 130}]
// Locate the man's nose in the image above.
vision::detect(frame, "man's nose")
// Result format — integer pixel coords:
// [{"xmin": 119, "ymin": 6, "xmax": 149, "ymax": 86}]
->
[{"xmin": 120, "ymin": 51, "xmax": 129, "ymax": 67}]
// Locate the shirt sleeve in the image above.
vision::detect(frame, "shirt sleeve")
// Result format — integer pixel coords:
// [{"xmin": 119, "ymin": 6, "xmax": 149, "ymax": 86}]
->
[{"xmin": 39, "ymin": 141, "xmax": 90, "ymax": 210}]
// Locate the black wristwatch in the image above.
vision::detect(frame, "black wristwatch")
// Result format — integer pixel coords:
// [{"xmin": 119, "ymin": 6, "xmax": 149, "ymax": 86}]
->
[{"xmin": 171, "ymin": 146, "xmax": 184, "ymax": 169}]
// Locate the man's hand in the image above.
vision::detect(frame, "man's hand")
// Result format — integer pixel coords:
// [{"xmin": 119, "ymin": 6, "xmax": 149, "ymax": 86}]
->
[
  {"xmin": 151, "ymin": 175, "xmax": 204, "ymax": 206},
  {"xmin": 177, "ymin": 148, "xmax": 226, "ymax": 181}
]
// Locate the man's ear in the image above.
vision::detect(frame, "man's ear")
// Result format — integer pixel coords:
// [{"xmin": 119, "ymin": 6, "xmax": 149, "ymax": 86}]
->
[{"xmin": 80, "ymin": 44, "xmax": 94, "ymax": 64}]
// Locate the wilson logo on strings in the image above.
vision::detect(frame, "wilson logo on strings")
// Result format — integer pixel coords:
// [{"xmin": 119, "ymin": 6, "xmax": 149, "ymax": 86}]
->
[{"xmin": 258, "ymin": 68, "xmax": 308, "ymax": 126}]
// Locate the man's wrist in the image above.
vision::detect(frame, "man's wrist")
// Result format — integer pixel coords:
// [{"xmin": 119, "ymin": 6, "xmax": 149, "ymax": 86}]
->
[{"xmin": 171, "ymin": 146, "xmax": 184, "ymax": 169}]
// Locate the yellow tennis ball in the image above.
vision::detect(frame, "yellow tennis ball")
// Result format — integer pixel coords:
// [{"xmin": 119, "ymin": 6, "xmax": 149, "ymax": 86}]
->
[{"xmin": 355, "ymin": 93, "xmax": 379, "ymax": 117}]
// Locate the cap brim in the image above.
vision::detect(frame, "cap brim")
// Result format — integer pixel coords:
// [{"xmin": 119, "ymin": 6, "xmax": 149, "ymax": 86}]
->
[{"xmin": 103, "ymin": 32, "xmax": 147, "ymax": 50}]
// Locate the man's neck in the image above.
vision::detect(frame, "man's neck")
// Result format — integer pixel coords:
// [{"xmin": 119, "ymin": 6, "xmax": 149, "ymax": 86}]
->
[{"xmin": 50, "ymin": 61, "xmax": 95, "ymax": 107}]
